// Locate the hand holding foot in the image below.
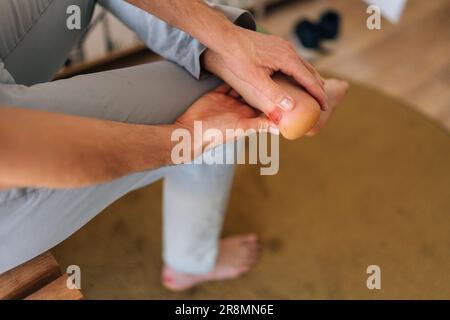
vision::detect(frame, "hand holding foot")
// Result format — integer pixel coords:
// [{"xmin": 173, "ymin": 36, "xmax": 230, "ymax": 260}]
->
[
  {"xmin": 175, "ymin": 84, "xmax": 278, "ymax": 161},
  {"xmin": 273, "ymin": 75, "xmax": 349, "ymax": 139},
  {"xmin": 203, "ymin": 48, "xmax": 349, "ymax": 140},
  {"xmin": 214, "ymin": 29, "xmax": 328, "ymax": 113}
]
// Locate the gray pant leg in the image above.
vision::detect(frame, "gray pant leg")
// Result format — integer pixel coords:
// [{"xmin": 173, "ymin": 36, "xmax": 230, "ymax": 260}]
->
[
  {"xmin": 0, "ymin": 61, "xmax": 235, "ymax": 274},
  {"xmin": 0, "ymin": 0, "xmax": 236, "ymax": 275},
  {"xmin": 0, "ymin": 0, "xmax": 95, "ymax": 86},
  {"xmin": 163, "ymin": 153, "xmax": 235, "ymax": 274},
  {"xmin": 0, "ymin": 170, "xmax": 165, "ymax": 273}
]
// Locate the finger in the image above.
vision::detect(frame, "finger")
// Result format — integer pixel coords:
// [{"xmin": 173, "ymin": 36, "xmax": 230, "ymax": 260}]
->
[
  {"xmin": 284, "ymin": 49, "xmax": 324, "ymax": 89},
  {"xmin": 214, "ymin": 83, "xmax": 231, "ymax": 94},
  {"xmin": 300, "ymin": 56, "xmax": 325, "ymax": 85},
  {"xmin": 241, "ymin": 116, "xmax": 280, "ymax": 136},
  {"xmin": 257, "ymin": 73, "xmax": 296, "ymax": 112},
  {"xmin": 276, "ymin": 53, "xmax": 327, "ymax": 108},
  {"xmin": 298, "ymin": 56, "xmax": 320, "ymax": 83},
  {"xmin": 267, "ymin": 107, "xmax": 283, "ymax": 125},
  {"xmin": 280, "ymin": 62, "xmax": 328, "ymax": 111}
]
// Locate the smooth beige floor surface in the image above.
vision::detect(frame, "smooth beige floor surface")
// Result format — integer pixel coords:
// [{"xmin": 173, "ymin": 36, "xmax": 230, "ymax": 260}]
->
[{"xmin": 53, "ymin": 81, "xmax": 450, "ymax": 299}]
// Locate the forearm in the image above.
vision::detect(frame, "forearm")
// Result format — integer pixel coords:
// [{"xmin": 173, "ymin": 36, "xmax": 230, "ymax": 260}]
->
[
  {"xmin": 0, "ymin": 106, "xmax": 177, "ymax": 188},
  {"xmin": 126, "ymin": 0, "xmax": 237, "ymax": 54}
]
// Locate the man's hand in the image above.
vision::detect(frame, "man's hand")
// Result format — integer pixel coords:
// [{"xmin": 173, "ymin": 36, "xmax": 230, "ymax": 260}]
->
[
  {"xmin": 126, "ymin": 0, "xmax": 327, "ymax": 119},
  {"xmin": 204, "ymin": 28, "xmax": 327, "ymax": 123},
  {"xmin": 176, "ymin": 83, "xmax": 278, "ymax": 159}
]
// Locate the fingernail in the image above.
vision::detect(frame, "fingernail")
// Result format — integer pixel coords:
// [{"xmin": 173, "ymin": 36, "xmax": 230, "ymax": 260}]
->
[
  {"xmin": 268, "ymin": 108, "xmax": 283, "ymax": 125},
  {"xmin": 269, "ymin": 126, "xmax": 280, "ymax": 135},
  {"xmin": 279, "ymin": 97, "xmax": 294, "ymax": 111}
]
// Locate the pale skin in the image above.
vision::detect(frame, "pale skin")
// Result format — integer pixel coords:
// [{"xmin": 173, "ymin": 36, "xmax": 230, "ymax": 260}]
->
[{"xmin": 0, "ymin": 0, "xmax": 349, "ymax": 288}]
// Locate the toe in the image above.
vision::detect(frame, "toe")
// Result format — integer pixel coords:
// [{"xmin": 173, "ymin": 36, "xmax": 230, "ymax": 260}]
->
[{"xmin": 241, "ymin": 233, "xmax": 259, "ymax": 244}]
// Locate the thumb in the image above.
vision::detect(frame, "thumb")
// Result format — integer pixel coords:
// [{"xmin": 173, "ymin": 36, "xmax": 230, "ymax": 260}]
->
[{"xmin": 257, "ymin": 73, "xmax": 295, "ymax": 112}]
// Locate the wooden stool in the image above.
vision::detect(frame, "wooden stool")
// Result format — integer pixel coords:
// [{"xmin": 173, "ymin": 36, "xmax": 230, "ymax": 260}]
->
[{"xmin": 0, "ymin": 252, "xmax": 83, "ymax": 300}]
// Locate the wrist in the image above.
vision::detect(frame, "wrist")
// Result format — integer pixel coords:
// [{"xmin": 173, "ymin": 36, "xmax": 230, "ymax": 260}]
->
[
  {"xmin": 202, "ymin": 48, "xmax": 231, "ymax": 79},
  {"xmin": 210, "ymin": 23, "xmax": 241, "ymax": 56},
  {"xmin": 217, "ymin": 25, "xmax": 250, "ymax": 59},
  {"xmin": 202, "ymin": 27, "xmax": 252, "ymax": 76},
  {"xmin": 201, "ymin": 49, "xmax": 220, "ymax": 75},
  {"xmin": 202, "ymin": 49, "xmax": 237, "ymax": 93},
  {"xmin": 117, "ymin": 124, "xmax": 179, "ymax": 173},
  {"xmin": 172, "ymin": 121, "xmax": 205, "ymax": 163},
  {"xmin": 153, "ymin": 124, "xmax": 181, "ymax": 166}
]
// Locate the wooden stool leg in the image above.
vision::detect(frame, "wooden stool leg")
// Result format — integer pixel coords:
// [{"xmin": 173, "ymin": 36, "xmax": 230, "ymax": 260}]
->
[
  {"xmin": 25, "ymin": 274, "xmax": 83, "ymax": 300},
  {"xmin": 0, "ymin": 252, "xmax": 61, "ymax": 300}
]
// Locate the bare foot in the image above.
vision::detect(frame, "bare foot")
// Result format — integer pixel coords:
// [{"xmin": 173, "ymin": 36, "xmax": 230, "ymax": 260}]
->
[
  {"xmin": 161, "ymin": 234, "xmax": 260, "ymax": 291},
  {"xmin": 306, "ymin": 79, "xmax": 349, "ymax": 136}
]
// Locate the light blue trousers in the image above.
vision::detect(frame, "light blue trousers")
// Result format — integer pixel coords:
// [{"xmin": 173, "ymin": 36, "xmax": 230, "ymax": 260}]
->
[{"xmin": 0, "ymin": 0, "xmax": 255, "ymax": 274}]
